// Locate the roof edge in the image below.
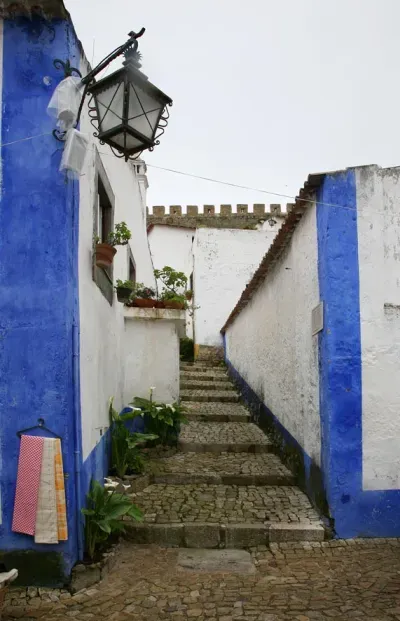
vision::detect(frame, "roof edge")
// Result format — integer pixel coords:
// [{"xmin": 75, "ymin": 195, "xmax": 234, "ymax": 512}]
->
[
  {"xmin": 0, "ymin": 0, "xmax": 70, "ymax": 18},
  {"xmin": 220, "ymin": 170, "xmax": 336, "ymax": 334}
]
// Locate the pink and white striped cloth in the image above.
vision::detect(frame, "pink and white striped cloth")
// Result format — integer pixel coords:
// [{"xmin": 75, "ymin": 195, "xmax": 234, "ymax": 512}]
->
[{"xmin": 12, "ymin": 435, "xmax": 44, "ymax": 536}]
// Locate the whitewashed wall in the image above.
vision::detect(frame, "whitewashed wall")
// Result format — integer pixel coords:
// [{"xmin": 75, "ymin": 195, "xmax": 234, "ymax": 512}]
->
[
  {"xmin": 148, "ymin": 225, "xmax": 194, "ymax": 338},
  {"xmin": 225, "ymin": 207, "xmax": 321, "ymax": 466},
  {"xmin": 148, "ymin": 225, "xmax": 194, "ymax": 281},
  {"xmin": 123, "ymin": 310, "xmax": 183, "ymax": 404},
  {"xmin": 357, "ymin": 166, "xmax": 400, "ymax": 490},
  {"xmin": 194, "ymin": 226, "xmax": 281, "ymax": 347},
  {"xmin": 78, "ymin": 89, "xmax": 156, "ymax": 460}
]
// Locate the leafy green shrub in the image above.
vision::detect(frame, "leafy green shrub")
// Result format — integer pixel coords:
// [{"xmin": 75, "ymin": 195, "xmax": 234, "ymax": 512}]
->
[
  {"xmin": 132, "ymin": 282, "xmax": 156, "ymax": 299},
  {"xmin": 115, "ymin": 279, "xmax": 135, "ymax": 291},
  {"xmin": 180, "ymin": 337, "xmax": 194, "ymax": 362},
  {"xmin": 108, "ymin": 222, "xmax": 131, "ymax": 246},
  {"xmin": 109, "ymin": 398, "xmax": 157, "ymax": 477},
  {"xmin": 130, "ymin": 388, "xmax": 188, "ymax": 446},
  {"xmin": 82, "ymin": 479, "xmax": 142, "ymax": 561}
]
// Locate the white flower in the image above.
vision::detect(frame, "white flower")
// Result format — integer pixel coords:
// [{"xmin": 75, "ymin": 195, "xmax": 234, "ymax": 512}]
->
[
  {"xmin": 122, "ymin": 484, "xmax": 131, "ymax": 491},
  {"xmin": 155, "ymin": 406, "xmax": 162, "ymax": 411},
  {"xmin": 150, "ymin": 386, "xmax": 156, "ymax": 391},
  {"xmin": 104, "ymin": 477, "xmax": 113, "ymax": 484},
  {"xmin": 166, "ymin": 404, "xmax": 175, "ymax": 412},
  {"xmin": 104, "ymin": 481, "xmax": 119, "ymax": 490},
  {"xmin": 131, "ymin": 407, "xmax": 142, "ymax": 412}
]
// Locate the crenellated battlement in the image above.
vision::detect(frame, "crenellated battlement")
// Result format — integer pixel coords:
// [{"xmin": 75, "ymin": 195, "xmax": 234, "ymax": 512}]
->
[{"xmin": 147, "ymin": 204, "xmax": 290, "ymax": 230}]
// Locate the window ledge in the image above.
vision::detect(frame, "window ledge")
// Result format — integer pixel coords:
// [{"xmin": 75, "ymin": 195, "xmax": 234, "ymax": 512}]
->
[{"xmin": 124, "ymin": 307, "xmax": 186, "ymax": 322}]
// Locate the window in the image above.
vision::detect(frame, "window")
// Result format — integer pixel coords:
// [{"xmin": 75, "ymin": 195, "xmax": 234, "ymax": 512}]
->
[
  {"xmin": 128, "ymin": 246, "xmax": 136, "ymax": 284},
  {"xmin": 93, "ymin": 151, "xmax": 115, "ymax": 305}
]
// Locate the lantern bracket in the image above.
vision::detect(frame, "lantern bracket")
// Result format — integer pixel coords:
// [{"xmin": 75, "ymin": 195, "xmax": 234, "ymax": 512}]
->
[{"xmin": 52, "ymin": 28, "xmax": 146, "ymax": 142}]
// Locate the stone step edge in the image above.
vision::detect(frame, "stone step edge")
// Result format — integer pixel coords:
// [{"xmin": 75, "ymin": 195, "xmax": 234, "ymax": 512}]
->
[
  {"xmin": 152, "ymin": 473, "xmax": 296, "ymax": 486},
  {"xmin": 181, "ymin": 394, "xmax": 239, "ymax": 403},
  {"xmin": 178, "ymin": 441, "xmax": 273, "ymax": 454},
  {"xmin": 180, "ymin": 382, "xmax": 234, "ymax": 391},
  {"xmin": 186, "ymin": 413, "xmax": 250, "ymax": 423},
  {"xmin": 124, "ymin": 521, "xmax": 325, "ymax": 548}
]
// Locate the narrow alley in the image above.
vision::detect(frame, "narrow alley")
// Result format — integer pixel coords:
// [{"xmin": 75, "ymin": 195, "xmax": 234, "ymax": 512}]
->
[{"xmin": 4, "ymin": 361, "xmax": 400, "ymax": 621}]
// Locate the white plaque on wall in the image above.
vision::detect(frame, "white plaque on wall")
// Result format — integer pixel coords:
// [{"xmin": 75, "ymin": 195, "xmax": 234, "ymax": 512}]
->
[{"xmin": 312, "ymin": 302, "xmax": 324, "ymax": 336}]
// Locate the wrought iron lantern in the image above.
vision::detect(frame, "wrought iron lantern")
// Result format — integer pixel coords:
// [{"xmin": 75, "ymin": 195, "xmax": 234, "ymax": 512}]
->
[{"xmin": 53, "ymin": 29, "xmax": 172, "ymax": 161}]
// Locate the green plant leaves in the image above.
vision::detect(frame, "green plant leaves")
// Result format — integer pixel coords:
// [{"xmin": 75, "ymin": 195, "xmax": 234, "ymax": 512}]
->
[{"xmin": 81, "ymin": 479, "xmax": 143, "ymax": 561}]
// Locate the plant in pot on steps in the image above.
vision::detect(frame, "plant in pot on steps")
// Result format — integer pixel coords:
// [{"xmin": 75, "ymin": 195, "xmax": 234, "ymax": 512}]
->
[
  {"xmin": 127, "ymin": 283, "xmax": 157, "ymax": 308},
  {"xmin": 115, "ymin": 279, "xmax": 135, "ymax": 303},
  {"xmin": 94, "ymin": 221, "xmax": 132, "ymax": 268},
  {"xmin": 154, "ymin": 266, "xmax": 188, "ymax": 310}
]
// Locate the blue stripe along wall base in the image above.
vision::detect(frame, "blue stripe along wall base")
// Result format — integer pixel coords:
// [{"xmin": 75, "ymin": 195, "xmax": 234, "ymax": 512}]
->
[
  {"xmin": 317, "ymin": 170, "xmax": 400, "ymax": 538},
  {"xmin": 223, "ymin": 351, "xmax": 332, "ymax": 533},
  {"xmin": 0, "ymin": 14, "xmax": 82, "ymax": 585}
]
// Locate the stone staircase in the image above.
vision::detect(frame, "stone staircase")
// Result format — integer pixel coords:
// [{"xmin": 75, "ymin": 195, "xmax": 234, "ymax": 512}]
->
[{"xmin": 126, "ymin": 361, "xmax": 325, "ymax": 548}]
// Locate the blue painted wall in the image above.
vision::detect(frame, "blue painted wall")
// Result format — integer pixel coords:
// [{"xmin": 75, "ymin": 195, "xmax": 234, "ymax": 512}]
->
[
  {"xmin": 0, "ymin": 15, "xmax": 82, "ymax": 580},
  {"xmin": 317, "ymin": 172, "xmax": 400, "ymax": 537}
]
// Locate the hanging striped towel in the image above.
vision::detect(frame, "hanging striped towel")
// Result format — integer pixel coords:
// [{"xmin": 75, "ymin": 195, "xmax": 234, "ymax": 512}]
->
[
  {"xmin": 12, "ymin": 435, "xmax": 44, "ymax": 536},
  {"xmin": 35, "ymin": 438, "xmax": 58, "ymax": 544},
  {"xmin": 54, "ymin": 439, "xmax": 68, "ymax": 541}
]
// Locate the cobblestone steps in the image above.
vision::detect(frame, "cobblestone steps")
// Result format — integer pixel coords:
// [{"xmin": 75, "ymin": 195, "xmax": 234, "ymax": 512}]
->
[
  {"xmin": 180, "ymin": 379, "xmax": 234, "ymax": 391},
  {"xmin": 181, "ymin": 389, "xmax": 239, "ymax": 403},
  {"xmin": 185, "ymin": 402, "xmax": 250, "ymax": 422},
  {"xmin": 128, "ymin": 362, "xmax": 325, "ymax": 550},
  {"xmin": 126, "ymin": 484, "xmax": 324, "ymax": 548},
  {"xmin": 179, "ymin": 421, "xmax": 273, "ymax": 453},
  {"xmin": 180, "ymin": 370, "xmax": 230, "ymax": 381},
  {"xmin": 150, "ymin": 452, "xmax": 296, "ymax": 486}
]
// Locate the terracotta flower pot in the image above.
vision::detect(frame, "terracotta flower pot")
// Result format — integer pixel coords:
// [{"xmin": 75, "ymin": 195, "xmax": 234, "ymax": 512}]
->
[
  {"xmin": 95, "ymin": 243, "xmax": 116, "ymax": 268},
  {"xmin": 185, "ymin": 291, "xmax": 193, "ymax": 301},
  {"xmin": 117, "ymin": 287, "xmax": 133, "ymax": 303},
  {"xmin": 164, "ymin": 300, "xmax": 185, "ymax": 310},
  {"xmin": 154, "ymin": 300, "xmax": 165, "ymax": 309},
  {"xmin": 132, "ymin": 298, "xmax": 156, "ymax": 308}
]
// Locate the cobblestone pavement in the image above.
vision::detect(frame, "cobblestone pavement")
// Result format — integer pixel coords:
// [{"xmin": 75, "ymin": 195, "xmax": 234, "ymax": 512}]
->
[
  {"xmin": 185, "ymin": 402, "xmax": 250, "ymax": 422},
  {"xmin": 180, "ymin": 422, "xmax": 271, "ymax": 446},
  {"xmin": 181, "ymin": 380, "xmax": 234, "ymax": 391},
  {"xmin": 185, "ymin": 403, "xmax": 249, "ymax": 415},
  {"xmin": 131, "ymin": 484, "xmax": 321, "ymax": 524},
  {"xmin": 181, "ymin": 370, "xmax": 230, "ymax": 381},
  {"xmin": 181, "ymin": 390, "xmax": 239, "ymax": 403},
  {"xmin": 151, "ymin": 453, "xmax": 293, "ymax": 478},
  {"xmin": 6, "ymin": 540, "xmax": 400, "ymax": 620}
]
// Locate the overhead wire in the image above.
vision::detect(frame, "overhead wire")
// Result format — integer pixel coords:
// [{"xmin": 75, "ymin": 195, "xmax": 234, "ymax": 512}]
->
[{"xmin": 0, "ymin": 131, "xmax": 390, "ymax": 220}]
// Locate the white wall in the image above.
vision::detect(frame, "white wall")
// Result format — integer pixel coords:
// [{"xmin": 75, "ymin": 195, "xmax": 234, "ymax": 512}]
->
[
  {"xmin": 194, "ymin": 226, "xmax": 281, "ymax": 347},
  {"xmin": 148, "ymin": 225, "xmax": 194, "ymax": 281},
  {"xmin": 357, "ymin": 166, "xmax": 400, "ymax": 490},
  {"xmin": 148, "ymin": 225, "xmax": 195, "ymax": 339},
  {"xmin": 78, "ymin": 67, "xmax": 156, "ymax": 460},
  {"xmin": 225, "ymin": 206, "xmax": 321, "ymax": 465},
  {"xmin": 123, "ymin": 311, "xmax": 182, "ymax": 405}
]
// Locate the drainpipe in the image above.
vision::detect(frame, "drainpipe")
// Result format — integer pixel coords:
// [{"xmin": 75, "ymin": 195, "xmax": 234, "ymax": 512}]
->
[
  {"xmin": 72, "ymin": 319, "xmax": 84, "ymax": 561},
  {"xmin": 70, "ymin": 176, "xmax": 84, "ymax": 562}
]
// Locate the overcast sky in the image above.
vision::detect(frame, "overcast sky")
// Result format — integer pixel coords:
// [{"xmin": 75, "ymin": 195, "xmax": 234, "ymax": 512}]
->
[{"xmin": 65, "ymin": 0, "xmax": 400, "ymax": 211}]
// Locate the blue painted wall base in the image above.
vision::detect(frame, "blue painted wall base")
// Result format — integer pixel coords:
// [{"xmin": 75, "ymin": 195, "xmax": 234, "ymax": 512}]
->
[
  {"xmin": 224, "ymin": 356, "xmax": 331, "ymax": 528},
  {"xmin": 317, "ymin": 171, "xmax": 400, "ymax": 538},
  {"xmin": 0, "ymin": 14, "xmax": 82, "ymax": 584}
]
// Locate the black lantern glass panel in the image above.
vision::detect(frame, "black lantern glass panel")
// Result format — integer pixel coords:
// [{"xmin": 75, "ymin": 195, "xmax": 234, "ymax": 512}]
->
[{"xmin": 88, "ymin": 60, "xmax": 172, "ymax": 159}]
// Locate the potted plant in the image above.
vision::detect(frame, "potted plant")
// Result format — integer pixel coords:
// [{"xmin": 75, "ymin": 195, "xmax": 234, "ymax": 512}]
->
[
  {"xmin": 161, "ymin": 290, "xmax": 187, "ymax": 310},
  {"xmin": 129, "ymin": 283, "xmax": 156, "ymax": 308},
  {"xmin": 154, "ymin": 266, "xmax": 188, "ymax": 310},
  {"xmin": 185, "ymin": 289, "xmax": 193, "ymax": 301},
  {"xmin": 94, "ymin": 221, "xmax": 132, "ymax": 268},
  {"xmin": 115, "ymin": 279, "xmax": 135, "ymax": 303}
]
